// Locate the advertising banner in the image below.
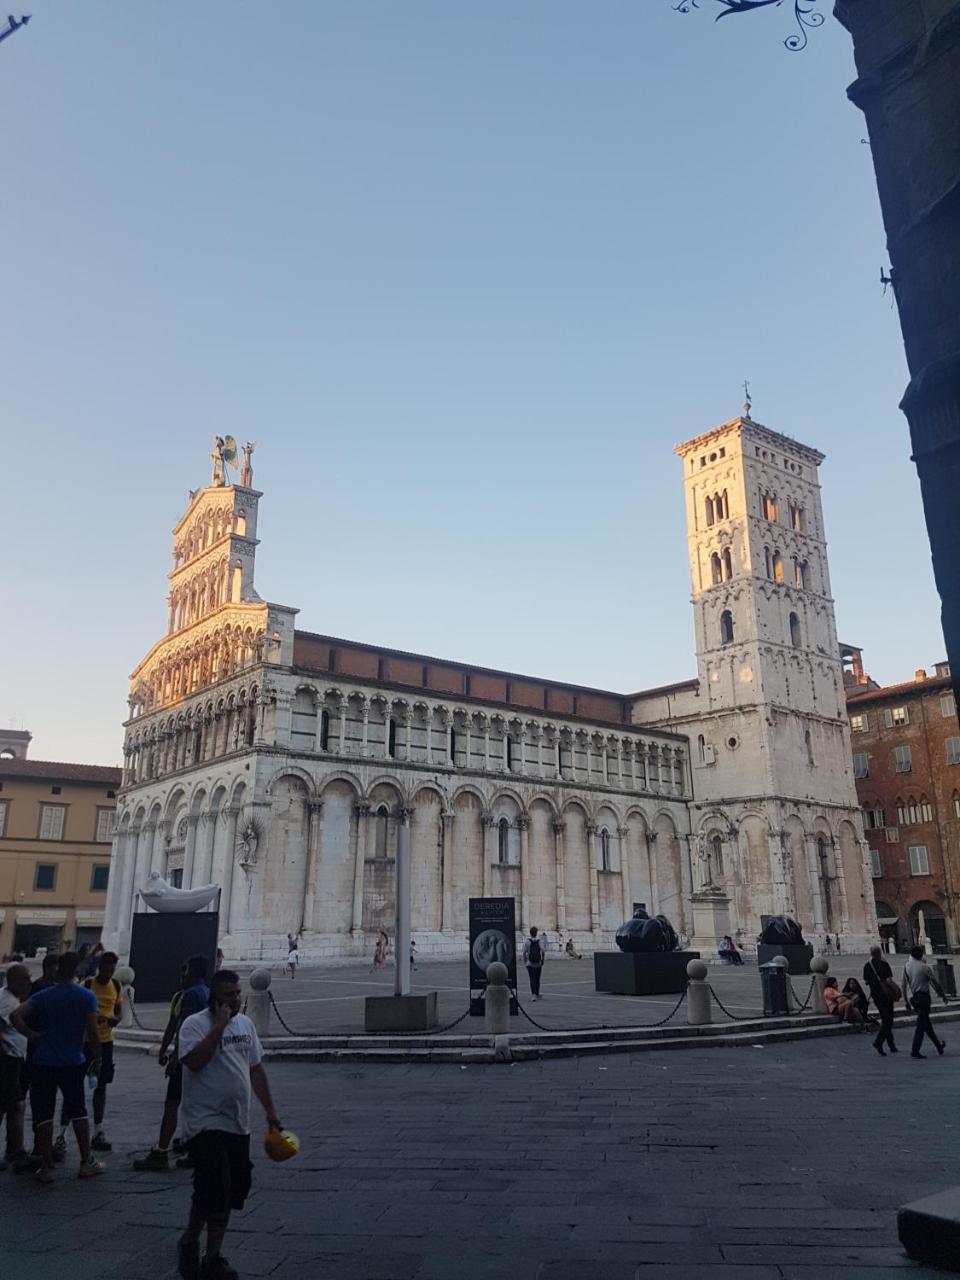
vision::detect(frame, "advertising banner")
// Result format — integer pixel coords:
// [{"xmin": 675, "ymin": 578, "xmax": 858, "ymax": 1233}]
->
[{"xmin": 469, "ymin": 896, "xmax": 517, "ymax": 1016}]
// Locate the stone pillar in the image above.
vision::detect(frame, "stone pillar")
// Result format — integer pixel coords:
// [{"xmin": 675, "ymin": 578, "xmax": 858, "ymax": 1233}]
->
[
  {"xmin": 482, "ymin": 814, "xmax": 495, "ymax": 897},
  {"xmin": 219, "ymin": 806, "xmax": 241, "ymax": 936},
  {"xmin": 351, "ymin": 802, "xmax": 370, "ymax": 934},
  {"xmin": 103, "ymin": 826, "xmax": 129, "ymax": 941},
  {"xmin": 482, "ymin": 718, "xmax": 490, "ymax": 771},
  {"xmin": 585, "ymin": 821, "xmax": 601, "ymax": 932},
  {"xmin": 182, "ymin": 815, "xmax": 200, "ymax": 889},
  {"xmin": 464, "ymin": 718, "xmax": 472, "ymax": 771},
  {"xmin": 301, "ymin": 800, "xmax": 324, "ymax": 933},
  {"xmin": 149, "ymin": 820, "xmax": 167, "ymax": 875},
  {"xmin": 338, "ymin": 695, "xmax": 347, "ymax": 754},
  {"xmin": 361, "ymin": 703, "xmax": 370, "ymax": 757},
  {"xmin": 195, "ymin": 809, "xmax": 218, "ymax": 887},
  {"xmin": 686, "ymin": 960, "xmax": 712, "ymax": 1025},
  {"xmin": 517, "ymin": 816, "xmax": 530, "ymax": 930},
  {"xmin": 805, "ymin": 835, "xmax": 826, "ymax": 933},
  {"xmin": 440, "ymin": 810, "xmax": 455, "ymax": 932},
  {"xmin": 553, "ymin": 821, "xmax": 567, "ymax": 932},
  {"xmin": 618, "ymin": 825, "xmax": 632, "ymax": 921},
  {"xmin": 395, "ymin": 806, "xmax": 413, "ymax": 996},
  {"xmin": 401, "ymin": 708, "xmax": 413, "ymax": 762}
]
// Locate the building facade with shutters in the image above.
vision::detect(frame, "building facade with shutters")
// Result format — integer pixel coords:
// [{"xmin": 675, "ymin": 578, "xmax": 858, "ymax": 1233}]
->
[
  {"xmin": 846, "ymin": 653, "xmax": 960, "ymax": 952},
  {"xmin": 0, "ymin": 731, "xmax": 122, "ymax": 958},
  {"xmin": 103, "ymin": 414, "xmax": 878, "ymax": 962}
]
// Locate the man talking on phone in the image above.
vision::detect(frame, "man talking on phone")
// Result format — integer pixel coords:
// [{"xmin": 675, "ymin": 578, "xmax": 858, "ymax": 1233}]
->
[{"xmin": 175, "ymin": 970, "xmax": 282, "ymax": 1280}]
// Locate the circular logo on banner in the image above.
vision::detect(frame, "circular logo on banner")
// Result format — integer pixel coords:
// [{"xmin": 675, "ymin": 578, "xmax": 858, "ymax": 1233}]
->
[{"xmin": 472, "ymin": 928, "xmax": 513, "ymax": 971}]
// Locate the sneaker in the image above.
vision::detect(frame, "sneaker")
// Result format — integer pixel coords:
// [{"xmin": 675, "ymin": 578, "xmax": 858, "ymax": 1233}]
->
[
  {"xmin": 91, "ymin": 1131, "xmax": 112, "ymax": 1153},
  {"xmin": 52, "ymin": 1135, "xmax": 67, "ymax": 1164},
  {"xmin": 937, "ymin": 1039, "xmax": 946, "ymax": 1056},
  {"xmin": 177, "ymin": 1233, "xmax": 201, "ymax": 1280},
  {"xmin": 200, "ymin": 1257, "xmax": 239, "ymax": 1280},
  {"xmin": 133, "ymin": 1148, "xmax": 170, "ymax": 1171},
  {"xmin": 35, "ymin": 1166, "xmax": 56, "ymax": 1186},
  {"xmin": 12, "ymin": 1152, "xmax": 42, "ymax": 1174},
  {"xmin": 79, "ymin": 1156, "xmax": 107, "ymax": 1179}
]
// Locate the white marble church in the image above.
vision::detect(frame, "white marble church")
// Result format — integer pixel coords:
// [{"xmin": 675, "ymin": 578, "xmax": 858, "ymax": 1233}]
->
[{"xmin": 103, "ymin": 416, "xmax": 878, "ymax": 961}]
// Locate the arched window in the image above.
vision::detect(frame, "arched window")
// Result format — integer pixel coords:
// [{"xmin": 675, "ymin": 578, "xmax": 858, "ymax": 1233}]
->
[
  {"xmin": 720, "ymin": 489, "xmax": 729, "ymax": 519},
  {"xmin": 449, "ymin": 727, "xmax": 457, "ymax": 765},
  {"xmin": 387, "ymin": 717, "xmax": 397, "ymax": 759},
  {"xmin": 506, "ymin": 736, "xmax": 516, "ymax": 772},
  {"xmin": 789, "ymin": 612, "xmax": 801, "ymax": 647},
  {"xmin": 720, "ymin": 610, "xmax": 734, "ymax": 645},
  {"xmin": 705, "ymin": 495, "xmax": 715, "ymax": 527},
  {"xmin": 498, "ymin": 818, "xmax": 510, "ymax": 864},
  {"xmin": 722, "ymin": 547, "xmax": 733, "ymax": 581},
  {"xmin": 805, "ymin": 729, "xmax": 815, "ymax": 767},
  {"xmin": 799, "ymin": 561, "xmax": 810, "ymax": 590},
  {"xmin": 711, "ymin": 833, "xmax": 724, "ymax": 878},
  {"xmin": 600, "ymin": 828, "xmax": 611, "ymax": 871},
  {"xmin": 290, "ymin": 689, "xmax": 318, "ymax": 751},
  {"xmin": 711, "ymin": 553, "xmax": 723, "ymax": 585},
  {"xmin": 896, "ymin": 797, "xmax": 906, "ymax": 825},
  {"xmin": 953, "ymin": 791, "xmax": 960, "ymax": 819},
  {"xmin": 765, "ymin": 547, "xmax": 773, "ymax": 578},
  {"xmin": 374, "ymin": 805, "xmax": 389, "ymax": 859},
  {"xmin": 773, "ymin": 552, "xmax": 784, "ymax": 583},
  {"xmin": 697, "ymin": 734, "xmax": 706, "ymax": 764},
  {"xmin": 319, "ymin": 708, "xmax": 330, "ymax": 752},
  {"xmin": 907, "ymin": 796, "xmax": 919, "ymax": 824},
  {"xmin": 920, "ymin": 794, "xmax": 933, "ymax": 822}
]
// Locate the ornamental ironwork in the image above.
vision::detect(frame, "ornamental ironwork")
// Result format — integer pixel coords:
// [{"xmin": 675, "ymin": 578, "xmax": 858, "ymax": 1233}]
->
[{"xmin": 672, "ymin": 0, "xmax": 825, "ymax": 51}]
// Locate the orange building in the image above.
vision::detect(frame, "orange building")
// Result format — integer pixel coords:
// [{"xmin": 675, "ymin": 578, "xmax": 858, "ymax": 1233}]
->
[{"xmin": 0, "ymin": 731, "xmax": 122, "ymax": 957}]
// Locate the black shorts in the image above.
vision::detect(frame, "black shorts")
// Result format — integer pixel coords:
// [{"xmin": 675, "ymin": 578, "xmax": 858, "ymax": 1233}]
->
[
  {"xmin": 188, "ymin": 1130, "xmax": 253, "ymax": 1218},
  {"xmin": 94, "ymin": 1042, "xmax": 115, "ymax": 1086},
  {"xmin": 29, "ymin": 1064, "xmax": 87, "ymax": 1127},
  {"xmin": 0, "ymin": 1055, "xmax": 23, "ymax": 1111},
  {"xmin": 165, "ymin": 1063, "xmax": 183, "ymax": 1104}
]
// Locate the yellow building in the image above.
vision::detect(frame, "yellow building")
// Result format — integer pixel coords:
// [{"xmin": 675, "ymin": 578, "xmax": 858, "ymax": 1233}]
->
[{"xmin": 0, "ymin": 732, "xmax": 122, "ymax": 957}]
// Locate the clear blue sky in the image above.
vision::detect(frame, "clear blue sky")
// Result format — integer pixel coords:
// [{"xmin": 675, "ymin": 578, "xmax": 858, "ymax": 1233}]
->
[{"xmin": 0, "ymin": 2, "xmax": 941, "ymax": 766}]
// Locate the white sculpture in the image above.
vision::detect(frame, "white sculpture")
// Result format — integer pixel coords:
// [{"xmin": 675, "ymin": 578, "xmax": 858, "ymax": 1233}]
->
[{"xmin": 140, "ymin": 871, "xmax": 219, "ymax": 914}]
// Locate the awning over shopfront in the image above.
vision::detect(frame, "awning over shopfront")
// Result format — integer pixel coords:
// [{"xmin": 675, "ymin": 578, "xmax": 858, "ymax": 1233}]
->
[{"xmin": 15, "ymin": 910, "xmax": 67, "ymax": 926}]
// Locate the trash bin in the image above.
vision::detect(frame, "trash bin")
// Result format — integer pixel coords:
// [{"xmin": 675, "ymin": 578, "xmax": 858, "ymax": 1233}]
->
[
  {"xmin": 935, "ymin": 958, "xmax": 957, "ymax": 998},
  {"xmin": 759, "ymin": 961, "xmax": 789, "ymax": 1016}
]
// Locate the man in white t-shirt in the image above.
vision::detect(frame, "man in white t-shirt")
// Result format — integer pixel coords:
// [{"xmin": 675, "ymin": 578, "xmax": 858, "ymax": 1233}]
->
[
  {"xmin": 176, "ymin": 970, "xmax": 282, "ymax": 1280},
  {"xmin": 0, "ymin": 964, "xmax": 38, "ymax": 1173}
]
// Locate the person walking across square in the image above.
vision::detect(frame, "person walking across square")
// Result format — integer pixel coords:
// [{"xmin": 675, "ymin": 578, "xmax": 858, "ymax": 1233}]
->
[
  {"xmin": 176, "ymin": 969, "xmax": 282, "ymax": 1280},
  {"xmin": 902, "ymin": 945, "xmax": 948, "ymax": 1059},
  {"xmin": 523, "ymin": 927, "xmax": 545, "ymax": 1001},
  {"xmin": 864, "ymin": 944, "xmax": 899, "ymax": 1056},
  {"xmin": 10, "ymin": 951, "xmax": 105, "ymax": 1184},
  {"xmin": 83, "ymin": 950, "xmax": 123, "ymax": 1152}
]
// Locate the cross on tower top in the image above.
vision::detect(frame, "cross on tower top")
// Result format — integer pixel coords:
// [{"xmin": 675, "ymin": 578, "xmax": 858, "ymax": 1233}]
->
[{"xmin": 742, "ymin": 380, "xmax": 752, "ymax": 418}]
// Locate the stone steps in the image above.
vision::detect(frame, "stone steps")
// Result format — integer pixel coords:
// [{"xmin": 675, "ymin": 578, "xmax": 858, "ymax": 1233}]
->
[{"xmin": 115, "ymin": 1007, "xmax": 960, "ymax": 1064}]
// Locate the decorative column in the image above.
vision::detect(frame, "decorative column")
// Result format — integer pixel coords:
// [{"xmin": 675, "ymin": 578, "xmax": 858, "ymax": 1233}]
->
[
  {"xmin": 194, "ymin": 808, "xmax": 218, "ymax": 887},
  {"xmin": 440, "ymin": 810, "xmax": 455, "ymax": 932},
  {"xmin": 619, "ymin": 825, "xmax": 632, "ymax": 920},
  {"xmin": 395, "ymin": 806, "xmax": 413, "ymax": 996},
  {"xmin": 360, "ymin": 701, "xmax": 370, "ymax": 757},
  {"xmin": 805, "ymin": 835, "xmax": 826, "ymax": 934},
  {"xmin": 534, "ymin": 725, "xmax": 544, "ymax": 778},
  {"xmin": 127, "ymin": 821, "xmax": 154, "ymax": 931},
  {"xmin": 832, "ymin": 837, "xmax": 852, "ymax": 935},
  {"xmin": 351, "ymin": 802, "xmax": 370, "ymax": 934},
  {"xmin": 481, "ymin": 813, "xmax": 495, "ymax": 897},
  {"xmin": 463, "ymin": 717, "xmax": 472, "ymax": 771},
  {"xmin": 301, "ymin": 799, "xmax": 324, "ymax": 933},
  {"xmin": 585, "ymin": 820, "xmax": 601, "ymax": 932},
  {"xmin": 338, "ymin": 694, "xmax": 347, "ymax": 753},
  {"xmin": 150, "ymin": 820, "xmax": 167, "ymax": 875},
  {"xmin": 482, "ymin": 717, "xmax": 490, "ymax": 771},
  {"xmin": 553, "ymin": 821, "xmax": 567, "ymax": 932},
  {"xmin": 182, "ymin": 814, "xmax": 200, "ymax": 888},
  {"xmin": 104, "ymin": 826, "xmax": 129, "ymax": 942},
  {"xmin": 401, "ymin": 707, "xmax": 413, "ymax": 762},
  {"xmin": 517, "ymin": 815, "xmax": 530, "ymax": 929},
  {"xmin": 516, "ymin": 723, "xmax": 527, "ymax": 777},
  {"xmin": 219, "ymin": 805, "xmax": 241, "ymax": 937},
  {"xmin": 582, "ymin": 734, "xmax": 591, "ymax": 783}
]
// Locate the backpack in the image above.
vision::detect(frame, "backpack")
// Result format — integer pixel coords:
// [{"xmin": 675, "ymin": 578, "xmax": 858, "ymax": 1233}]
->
[{"xmin": 528, "ymin": 937, "xmax": 542, "ymax": 966}]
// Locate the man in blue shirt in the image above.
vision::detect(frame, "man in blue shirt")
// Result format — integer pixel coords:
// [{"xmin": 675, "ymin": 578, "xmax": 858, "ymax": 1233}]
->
[{"xmin": 11, "ymin": 950, "xmax": 105, "ymax": 1184}]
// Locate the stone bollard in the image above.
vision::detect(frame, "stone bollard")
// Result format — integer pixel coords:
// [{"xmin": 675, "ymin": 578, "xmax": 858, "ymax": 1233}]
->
[
  {"xmin": 484, "ymin": 961, "xmax": 511, "ymax": 1035},
  {"xmin": 116, "ymin": 965, "xmax": 135, "ymax": 1029},
  {"xmin": 686, "ymin": 959, "xmax": 712, "ymax": 1026},
  {"xmin": 810, "ymin": 955, "xmax": 830, "ymax": 1015},
  {"xmin": 772, "ymin": 955, "xmax": 793, "ymax": 1013},
  {"xmin": 247, "ymin": 968, "xmax": 272, "ymax": 1038}
]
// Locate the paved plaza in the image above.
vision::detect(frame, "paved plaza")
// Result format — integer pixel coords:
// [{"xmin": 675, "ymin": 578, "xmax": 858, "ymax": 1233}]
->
[
  {"xmin": 2, "ymin": 1027, "xmax": 957, "ymax": 1279},
  {"xmin": 131, "ymin": 952, "xmax": 910, "ymax": 1036}
]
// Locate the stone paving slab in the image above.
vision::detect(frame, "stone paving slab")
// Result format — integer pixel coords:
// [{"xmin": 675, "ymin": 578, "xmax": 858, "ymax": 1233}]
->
[{"xmin": 1, "ymin": 1033, "xmax": 954, "ymax": 1278}]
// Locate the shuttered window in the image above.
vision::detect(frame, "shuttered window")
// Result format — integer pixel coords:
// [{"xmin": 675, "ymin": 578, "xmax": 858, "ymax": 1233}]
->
[
  {"xmin": 908, "ymin": 845, "xmax": 930, "ymax": 876},
  {"xmin": 895, "ymin": 745, "xmax": 912, "ymax": 773},
  {"xmin": 946, "ymin": 736, "xmax": 960, "ymax": 766},
  {"xmin": 38, "ymin": 804, "xmax": 65, "ymax": 840},
  {"xmin": 853, "ymin": 752, "xmax": 869, "ymax": 779},
  {"xmin": 869, "ymin": 849, "xmax": 882, "ymax": 878},
  {"xmin": 95, "ymin": 808, "xmax": 116, "ymax": 843}
]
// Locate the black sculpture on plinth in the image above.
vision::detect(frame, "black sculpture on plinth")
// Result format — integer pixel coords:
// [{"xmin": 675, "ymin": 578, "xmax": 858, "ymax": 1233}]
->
[
  {"xmin": 760, "ymin": 916, "xmax": 805, "ymax": 947},
  {"xmin": 614, "ymin": 907, "xmax": 678, "ymax": 954}
]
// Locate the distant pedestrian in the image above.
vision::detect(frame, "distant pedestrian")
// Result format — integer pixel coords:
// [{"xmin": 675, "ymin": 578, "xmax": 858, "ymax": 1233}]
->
[
  {"xmin": 835, "ymin": 935, "xmax": 842, "ymax": 955},
  {"xmin": 133, "ymin": 955, "xmax": 210, "ymax": 1172},
  {"xmin": 10, "ymin": 951, "xmax": 105, "ymax": 1184},
  {"xmin": 565, "ymin": 939, "xmax": 583, "ymax": 960},
  {"xmin": 410, "ymin": 939, "xmax": 417, "ymax": 971},
  {"xmin": 83, "ymin": 950, "xmax": 123, "ymax": 1152},
  {"xmin": 902, "ymin": 945, "xmax": 948, "ymax": 1059},
  {"xmin": 864, "ymin": 945, "xmax": 900, "ymax": 1057},
  {"xmin": 371, "ymin": 930, "xmax": 388, "ymax": 972},
  {"xmin": 286, "ymin": 938, "xmax": 299, "ymax": 980},
  {"xmin": 0, "ymin": 964, "xmax": 39, "ymax": 1173},
  {"xmin": 523, "ymin": 927, "xmax": 545, "ymax": 1001},
  {"xmin": 176, "ymin": 970, "xmax": 282, "ymax": 1280},
  {"xmin": 824, "ymin": 934, "xmax": 832, "ymax": 954}
]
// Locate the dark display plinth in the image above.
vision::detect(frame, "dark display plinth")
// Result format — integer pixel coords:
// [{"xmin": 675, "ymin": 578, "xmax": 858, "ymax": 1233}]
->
[
  {"xmin": 594, "ymin": 950, "xmax": 700, "ymax": 996},
  {"xmin": 756, "ymin": 943, "xmax": 813, "ymax": 975}
]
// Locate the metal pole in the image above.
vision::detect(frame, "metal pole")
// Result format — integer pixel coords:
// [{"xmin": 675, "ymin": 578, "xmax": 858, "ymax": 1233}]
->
[{"xmin": 395, "ymin": 808, "xmax": 412, "ymax": 996}]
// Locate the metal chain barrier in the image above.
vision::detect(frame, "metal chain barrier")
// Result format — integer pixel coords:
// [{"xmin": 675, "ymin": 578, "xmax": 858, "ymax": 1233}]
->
[
  {"xmin": 267, "ymin": 989, "xmax": 473, "ymax": 1039},
  {"xmin": 513, "ymin": 988, "xmax": 687, "ymax": 1034},
  {"xmin": 707, "ymin": 984, "xmax": 761, "ymax": 1022},
  {"xmin": 128, "ymin": 997, "xmax": 165, "ymax": 1034},
  {"xmin": 788, "ymin": 976, "xmax": 816, "ymax": 1013}
]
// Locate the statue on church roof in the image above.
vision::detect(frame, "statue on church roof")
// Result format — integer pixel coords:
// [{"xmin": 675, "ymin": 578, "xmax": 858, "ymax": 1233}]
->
[
  {"xmin": 240, "ymin": 440, "xmax": 256, "ymax": 487},
  {"xmin": 210, "ymin": 434, "xmax": 238, "ymax": 486}
]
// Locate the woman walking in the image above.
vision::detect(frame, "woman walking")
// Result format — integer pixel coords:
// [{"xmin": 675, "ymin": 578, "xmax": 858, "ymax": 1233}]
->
[
  {"xmin": 864, "ymin": 944, "xmax": 899, "ymax": 1056},
  {"xmin": 371, "ymin": 930, "xmax": 388, "ymax": 973}
]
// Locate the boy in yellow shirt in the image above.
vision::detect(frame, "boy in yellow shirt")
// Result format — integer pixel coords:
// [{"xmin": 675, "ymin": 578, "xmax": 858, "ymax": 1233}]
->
[{"xmin": 82, "ymin": 950, "xmax": 122, "ymax": 1153}]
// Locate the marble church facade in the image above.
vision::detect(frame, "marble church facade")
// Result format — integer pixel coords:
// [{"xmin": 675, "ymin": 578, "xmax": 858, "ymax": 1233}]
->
[{"xmin": 103, "ymin": 416, "xmax": 878, "ymax": 961}]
